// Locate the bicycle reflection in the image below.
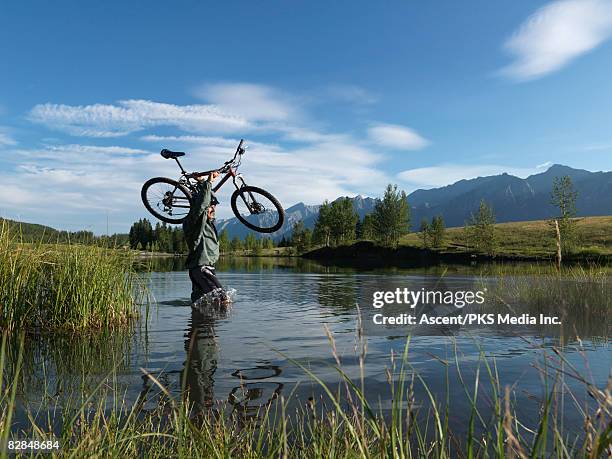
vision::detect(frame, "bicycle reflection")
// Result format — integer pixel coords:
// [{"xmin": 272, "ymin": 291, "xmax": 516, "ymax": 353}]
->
[{"xmin": 228, "ymin": 366, "xmax": 283, "ymax": 420}]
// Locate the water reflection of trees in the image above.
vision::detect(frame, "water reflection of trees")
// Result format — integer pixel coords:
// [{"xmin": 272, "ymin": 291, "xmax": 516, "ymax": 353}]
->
[
  {"xmin": 136, "ymin": 255, "xmax": 363, "ymax": 275},
  {"xmin": 134, "ymin": 256, "xmax": 185, "ymax": 272},
  {"xmin": 217, "ymin": 256, "xmax": 331, "ymax": 274},
  {"xmin": 316, "ymin": 275, "xmax": 357, "ymax": 312}
]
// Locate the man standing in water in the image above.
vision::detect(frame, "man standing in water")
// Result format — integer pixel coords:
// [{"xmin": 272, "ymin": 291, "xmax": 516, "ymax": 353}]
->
[{"xmin": 183, "ymin": 171, "xmax": 228, "ymax": 304}]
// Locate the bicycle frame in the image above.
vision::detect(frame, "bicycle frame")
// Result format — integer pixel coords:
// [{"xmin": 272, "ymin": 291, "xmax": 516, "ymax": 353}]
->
[
  {"xmin": 173, "ymin": 160, "xmax": 247, "ymax": 195},
  {"xmin": 170, "ymin": 142, "xmax": 259, "ymax": 213}
]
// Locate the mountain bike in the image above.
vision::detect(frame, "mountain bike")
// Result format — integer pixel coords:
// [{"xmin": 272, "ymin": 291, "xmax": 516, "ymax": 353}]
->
[{"xmin": 141, "ymin": 140, "xmax": 285, "ymax": 233}]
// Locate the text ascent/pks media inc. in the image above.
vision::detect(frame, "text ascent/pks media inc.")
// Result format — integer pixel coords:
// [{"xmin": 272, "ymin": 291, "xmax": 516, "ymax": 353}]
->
[{"xmin": 371, "ymin": 288, "xmax": 561, "ymax": 326}]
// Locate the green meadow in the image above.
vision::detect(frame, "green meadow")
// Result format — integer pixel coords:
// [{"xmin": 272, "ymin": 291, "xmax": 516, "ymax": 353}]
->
[{"xmin": 400, "ymin": 215, "xmax": 612, "ymax": 259}]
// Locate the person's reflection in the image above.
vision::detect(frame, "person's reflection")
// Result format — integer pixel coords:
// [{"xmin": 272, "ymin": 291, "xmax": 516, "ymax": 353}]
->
[
  {"xmin": 182, "ymin": 303, "xmax": 227, "ymax": 413},
  {"xmin": 182, "ymin": 302, "xmax": 285, "ymax": 425}
]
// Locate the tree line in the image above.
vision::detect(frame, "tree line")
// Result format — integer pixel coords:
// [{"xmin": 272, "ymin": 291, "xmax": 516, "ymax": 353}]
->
[
  {"xmin": 288, "ymin": 175, "xmax": 580, "ymax": 259},
  {"xmin": 127, "ymin": 219, "xmax": 275, "ymax": 254},
  {"xmin": 289, "ymin": 184, "xmax": 412, "ymax": 253},
  {"xmin": 0, "ymin": 218, "xmax": 130, "ymax": 248}
]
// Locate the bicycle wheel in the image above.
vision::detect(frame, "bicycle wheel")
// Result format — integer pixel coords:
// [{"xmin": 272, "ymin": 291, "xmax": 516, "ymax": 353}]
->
[
  {"xmin": 141, "ymin": 177, "xmax": 192, "ymax": 224},
  {"xmin": 231, "ymin": 186, "xmax": 285, "ymax": 233}
]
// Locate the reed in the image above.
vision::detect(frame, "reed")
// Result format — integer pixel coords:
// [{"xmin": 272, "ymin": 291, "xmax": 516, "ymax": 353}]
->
[
  {"xmin": 484, "ymin": 264, "xmax": 611, "ymax": 329},
  {"xmin": 1, "ymin": 326, "xmax": 610, "ymax": 458},
  {"xmin": 0, "ymin": 222, "xmax": 143, "ymax": 333}
]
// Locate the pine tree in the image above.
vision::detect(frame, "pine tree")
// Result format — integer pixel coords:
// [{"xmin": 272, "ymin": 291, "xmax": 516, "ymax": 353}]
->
[
  {"xmin": 355, "ymin": 218, "xmax": 363, "ymax": 239},
  {"xmin": 219, "ymin": 229, "xmax": 230, "ymax": 253},
  {"xmin": 244, "ymin": 233, "xmax": 257, "ymax": 252},
  {"xmin": 230, "ymin": 236, "xmax": 242, "ymax": 252},
  {"xmin": 128, "ymin": 223, "xmax": 138, "ymax": 249},
  {"xmin": 419, "ymin": 218, "xmax": 430, "ymax": 248},
  {"xmin": 253, "ymin": 238, "xmax": 263, "ymax": 256},
  {"xmin": 291, "ymin": 221, "xmax": 311, "ymax": 253},
  {"xmin": 360, "ymin": 214, "xmax": 376, "ymax": 240}
]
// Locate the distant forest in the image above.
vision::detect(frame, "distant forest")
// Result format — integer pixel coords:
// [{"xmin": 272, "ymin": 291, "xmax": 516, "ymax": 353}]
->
[
  {"xmin": 128, "ymin": 219, "xmax": 277, "ymax": 254},
  {"xmin": 1, "ymin": 218, "xmax": 129, "ymax": 247}
]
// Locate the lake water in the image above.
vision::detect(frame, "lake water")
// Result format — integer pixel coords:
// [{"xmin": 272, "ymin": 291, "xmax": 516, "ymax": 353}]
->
[{"xmin": 12, "ymin": 257, "xmax": 611, "ymax": 438}]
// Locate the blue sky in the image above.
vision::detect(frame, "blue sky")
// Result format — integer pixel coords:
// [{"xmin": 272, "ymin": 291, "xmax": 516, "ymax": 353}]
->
[{"xmin": 1, "ymin": 0, "xmax": 612, "ymax": 233}]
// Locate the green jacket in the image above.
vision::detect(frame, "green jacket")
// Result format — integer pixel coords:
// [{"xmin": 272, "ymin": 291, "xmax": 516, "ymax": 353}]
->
[{"xmin": 183, "ymin": 180, "xmax": 219, "ymax": 269}]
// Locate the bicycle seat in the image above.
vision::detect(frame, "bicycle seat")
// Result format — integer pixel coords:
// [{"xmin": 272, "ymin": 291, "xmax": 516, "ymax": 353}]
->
[{"xmin": 160, "ymin": 149, "xmax": 185, "ymax": 159}]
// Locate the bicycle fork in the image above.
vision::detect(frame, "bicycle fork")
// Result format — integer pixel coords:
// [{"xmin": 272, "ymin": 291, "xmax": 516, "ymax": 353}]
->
[{"xmin": 232, "ymin": 175, "xmax": 262, "ymax": 214}]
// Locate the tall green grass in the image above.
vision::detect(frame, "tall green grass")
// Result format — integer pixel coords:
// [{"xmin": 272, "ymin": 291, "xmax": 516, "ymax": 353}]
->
[
  {"xmin": 1, "ymin": 328, "xmax": 610, "ymax": 458},
  {"xmin": 481, "ymin": 264, "xmax": 611, "ymax": 340},
  {"xmin": 0, "ymin": 222, "xmax": 143, "ymax": 332}
]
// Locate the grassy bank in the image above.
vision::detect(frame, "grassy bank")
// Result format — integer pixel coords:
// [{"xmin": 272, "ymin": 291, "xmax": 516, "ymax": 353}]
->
[
  {"xmin": 0, "ymin": 223, "xmax": 143, "ymax": 333},
  {"xmin": 1, "ymin": 330, "xmax": 610, "ymax": 458},
  {"xmin": 402, "ymin": 215, "xmax": 612, "ymax": 259},
  {"xmin": 304, "ymin": 216, "xmax": 612, "ymax": 266}
]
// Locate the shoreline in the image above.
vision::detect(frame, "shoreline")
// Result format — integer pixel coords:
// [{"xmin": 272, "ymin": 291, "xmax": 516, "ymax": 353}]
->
[{"xmin": 302, "ymin": 240, "xmax": 612, "ymax": 268}]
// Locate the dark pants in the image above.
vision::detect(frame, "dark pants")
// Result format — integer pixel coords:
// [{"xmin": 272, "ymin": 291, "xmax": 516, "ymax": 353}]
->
[{"xmin": 188, "ymin": 266, "xmax": 223, "ymax": 303}]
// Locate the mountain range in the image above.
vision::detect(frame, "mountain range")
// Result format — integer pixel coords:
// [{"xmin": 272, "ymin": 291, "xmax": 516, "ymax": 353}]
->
[{"xmin": 218, "ymin": 164, "xmax": 612, "ymax": 240}]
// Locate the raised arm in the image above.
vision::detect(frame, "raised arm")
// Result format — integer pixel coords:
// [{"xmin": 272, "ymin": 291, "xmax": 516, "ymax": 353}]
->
[
  {"xmin": 189, "ymin": 172, "xmax": 220, "ymax": 218},
  {"xmin": 191, "ymin": 181, "xmax": 211, "ymax": 217}
]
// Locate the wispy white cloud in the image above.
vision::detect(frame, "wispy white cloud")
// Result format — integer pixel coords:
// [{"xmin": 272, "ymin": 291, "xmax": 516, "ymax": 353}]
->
[
  {"xmin": 141, "ymin": 134, "xmax": 238, "ymax": 147},
  {"xmin": 500, "ymin": 0, "xmax": 612, "ymax": 81},
  {"xmin": 398, "ymin": 163, "xmax": 551, "ymax": 188},
  {"xmin": 48, "ymin": 144, "xmax": 149, "ymax": 155},
  {"xmin": 194, "ymin": 82, "xmax": 298, "ymax": 122},
  {"xmin": 8, "ymin": 144, "xmax": 150, "ymax": 165},
  {"xmin": 0, "ymin": 132, "xmax": 17, "ymax": 146},
  {"xmin": 367, "ymin": 123, "xmax": 429, "ymax": 150},
  {"xmin": 28, "ymin": 99, "xmax": 251, "ymax": 137},
  {"xmin": 0, "ymin": 134, "xmax": 390, "ymax": 232},
  {"xmin": 325, "ymin": 84, "xmax": 377, "ymax": 105},
  {"xmin": 141, "ymin": 134, "xmax": 282, "ymax": 152}
]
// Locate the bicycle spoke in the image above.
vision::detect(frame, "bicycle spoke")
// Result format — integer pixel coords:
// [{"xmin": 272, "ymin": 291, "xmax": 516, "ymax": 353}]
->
[
  {"xmin": 144, "ymin": 180, "xmax": 191, "ymax": 221},
  {"xmin": 235, "ymin": 192, "xmax": 275, "ymax": 217}
]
